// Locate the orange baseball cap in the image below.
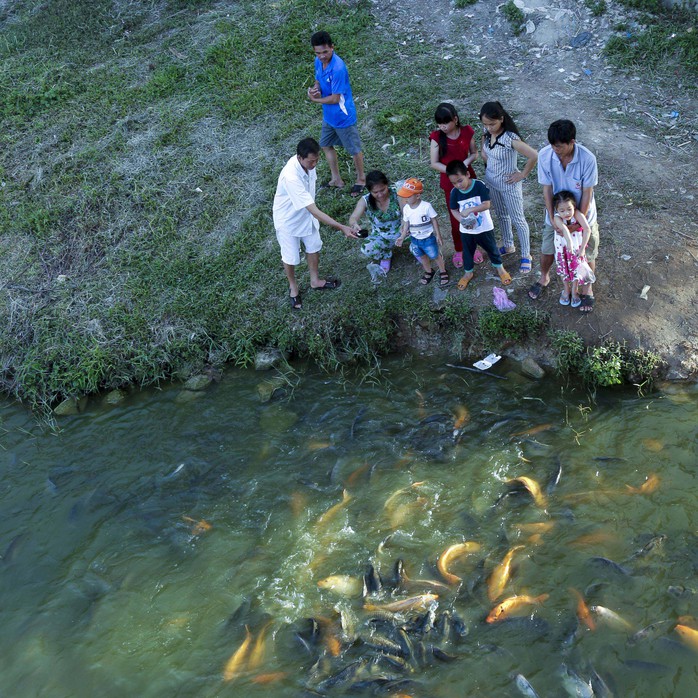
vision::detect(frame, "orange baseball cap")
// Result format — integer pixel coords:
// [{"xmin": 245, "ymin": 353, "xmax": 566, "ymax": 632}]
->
[{"xmin": 397, "ymin": 178, "xmax": 424, "ymax": 197}]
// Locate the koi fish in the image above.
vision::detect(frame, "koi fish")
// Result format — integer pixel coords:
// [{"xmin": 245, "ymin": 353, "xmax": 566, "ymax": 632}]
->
[
  {"xmin": 488, "ymin": 545, "xmax": 525, "ymax": 601},
  {"xmin": 223, "ymin": 625, "xmax": 252, "ymax": 682},
  {"xmin": 641, "ymin": 438, "xmax": 663, "ymax": 452},
  {"xmin": 251, "ymin": 672, "xmax": 287, "ymax": 684},
  {"xmin": 317, "ymin": 575, "xmax": 363, "ymax": 597},
  {"xmin": 625, "ymin": 474, "xmax": 660, "ymax": 494},
  {"xmin": 308, "ymin": 440, "xmax": 332, "ymax": 451},
  {"xmin": 559, "ymin": 664, "xmax": 593, "ymax": 698},
  {"xmin": 486, "ymin": 593, "xmax": 549, "ymax": 623},
  {"xmin": 514, "ymin": 673, "xmax": 541, "ymax": 698},
  {"xmin": 570, "ymin": 587, "xmax": 596, "ymax": 631},
  {"xmin": 506, "ymin": 476, "xmax": 547, "ymax": 508},
  {"xmin": 629, "ymin": 619, "xmax": 674, "ymax": 645},
  {"xmin": 316, "ymin": 489, "xmax": 352, "ymax": 527},
  {"xmin": 675, "ymin": 624, "xmax": 698, "ymax": 652},
  {"xmin": 364, "ymin": 593, "xmax": 438, "ymax": 614},
  {"xmin": 570, "ymin": 531, "xmax": 618, "ymax": 547},
  {"xmin": 316, "ymin": 616, "xmax": 342, "ymax": 657},
  {"xmin": 345, "ymin": 462, "xmax": 371, "ymax": 488},
  {"xmin": 453, "ymin": 405, "xmax": 470, "ymax": 430},
  {"xmin": 394, "ymin": 559, "xmax": 450, "ymax": 593},
  {"xmin": 248, "ymin": 620, "xmax": 273, "ymax": 670},
  {"xmin": 182, "ymin": 515, "xmax": 212, "ymax": 536},
  {"xmin": 383, "ymin": 482, "xmax": 426, "ymax": 512},
  {"xmin": 510, "ymin": 423, "xmax": 554, "ymax": 438},
  {"xmin": 436, "ymin": 541, "xmax": 481, "ymax": 585},
  {"xmin": 589, "ymin": 605, "xmax": 633, "ymax": 631}
]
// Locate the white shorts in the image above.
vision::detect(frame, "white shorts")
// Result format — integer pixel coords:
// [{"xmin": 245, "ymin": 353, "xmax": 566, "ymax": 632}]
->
[{"xmin": 276, "ymin": 228, "xmax": 323, "ymax": 266}]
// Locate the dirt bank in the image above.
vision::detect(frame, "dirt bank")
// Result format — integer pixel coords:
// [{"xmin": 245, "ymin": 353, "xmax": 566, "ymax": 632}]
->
[{"xmin": 375, "ymin": 0, "xmax": 698, "ymax": 379}]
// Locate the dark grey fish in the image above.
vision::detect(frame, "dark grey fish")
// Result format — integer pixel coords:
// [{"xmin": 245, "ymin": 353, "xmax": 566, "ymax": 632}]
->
[
  {"xmin": 546, "ymin": 457, "xmax": 562, "ymax": 494},
  {"xmin": 590, "ymin": 666, "xmax": 616, "ymax": 698},
  {"xmin": 487, "ymin": 616, "xmax": 550, "ymax": 641},
  {"xmin": 397, "ymin": 628, "xmax": 414, "ymax": 660},
  {"xmin": 627, "ymin": 534, "xmax": 667, "ymax": 561},
  {"xmin": 429, "ymin": 645, "xmax": 458, "ymax": 662},
  {"xmin": 363, "ymin": 565, "xmax": 382, "ymax": 596},
  {"xmin": 350, "ymin": 406, "xmax": 367, "ymax": 439},
  {"xmin": 418, "ymin": 413, "xmax": 452, "ymax": 426},
  {"xmin": 450, "ymin": 610, "xmax": 469, "ymax": 640},
  {"xmin": 622, "ymin": 658, "xmax": 671, "ymax": 674},
  {"xmin": 316, "ymin": 659, "xmax": 366, "ymax": 691},
  {"xmin": 361, "ymin": 634, "xmax": 404, "ymax": 656},
  {"xmin": 593, "ymin": 457, "xmax": 627, "ymax": 463},
  {"xmin": 589, "ymin": 556, "xmax": 631, "ymax": 576},
  {"xmin": 1, "ymin": 533, "xmax": 28, "ymax": 564},
  {"xmin": 628, "ymin": 619, "xmax": 674, "ymax": 645},
  {"xmin": 559, "ymin": 664, "xmax": 593, "ymax": 698}
]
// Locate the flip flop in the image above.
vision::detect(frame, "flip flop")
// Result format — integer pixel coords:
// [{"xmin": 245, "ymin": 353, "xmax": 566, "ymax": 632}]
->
[
  {"xmin": 559, "ymin": 292, "xmax": 571, "ymax": 306},
  {"xmin": 457, "ymin": 274, "xmax": 473, "ymax": 290},
  {"xmin": 519, "ymin": 257, "xmax": 531, "ymax": 274},
  {"xmin": 350, "ymin": 184, "xmax": 366, "ymax": 197},
  {"xmin": 498, "ymin": 269, "xmax": 512, "ymax": 286},
  {"xmin": 290, "ymin": 294, "xmax": 302, "ymax": 310},
  {"xmin": 473, "ymin": 249, "xmax": 484, "ymax": 264},
  {"xmin": 528, "ymin": 281, "xmax": 546, "ymax": 300},
  {"xmin": 313, "ymin": 278, "xmax": 341, "ymax": 290},
  {"xmin": 571, "ymin": 295, "xmax": 582, "ymax": 308}
]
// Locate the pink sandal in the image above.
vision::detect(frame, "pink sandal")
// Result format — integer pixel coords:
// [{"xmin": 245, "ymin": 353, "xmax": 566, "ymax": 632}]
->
[
  {"xmin": 474, "ymin": 249, "xmax": 484, "ymax": 264},
  {"xmin": 452, "ymin": 251, "xmax": 463, "ymax": 268}
]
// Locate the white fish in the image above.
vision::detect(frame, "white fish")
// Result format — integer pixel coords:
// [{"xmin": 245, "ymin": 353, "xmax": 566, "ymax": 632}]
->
[
  {"xmin": 515, "ymin": 673, "xmax": 541, "ymax": 697},
  {"xmin": 559, "ymin": 664, "xmax": 594, "ymax": 698}
]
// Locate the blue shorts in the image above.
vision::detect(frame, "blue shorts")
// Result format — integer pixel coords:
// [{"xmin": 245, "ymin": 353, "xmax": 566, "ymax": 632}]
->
[
  {"xmin": 409, "ymin": 234, "xmax": 440, "ymax": 260},
  {"xmin": 319, "ymin": 121, "xmax": 363, "ymax": 155}
]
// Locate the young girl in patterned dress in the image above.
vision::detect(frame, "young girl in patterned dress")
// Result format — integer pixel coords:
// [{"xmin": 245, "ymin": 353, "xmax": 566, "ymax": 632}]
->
[
  {"xmin": 429, "ymin": 103, "xmax": 482, "ymax": 268},
  {"xmin": 479, "ymin": 101, "xmax": 538, "ymax": 274},
  {"xmin": 348, "ymin": 171, "xmax": 404, "ymax": 273},
  {"xmin": 553, "ymin": 190, "xmax": 592, "ymax": 307}
]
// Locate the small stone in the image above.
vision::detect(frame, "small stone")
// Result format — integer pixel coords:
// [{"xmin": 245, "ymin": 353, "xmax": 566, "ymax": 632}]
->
[
  {"xmin": 257, "ymin": 376, "xmax": 288, "ymax": 403},
  {"xmin": 175, "ymin": 390, "xmax": 203, "ymax": 404},
  {"xmin": 104, "ymin": 389, "xmax": 126, "ymax": 405},
  {"xmin": 54, "ymin": 396, "xmax": 88, "ymax": 416},
  {"xmin": 520, "ymin": 357, "xmax": 546, "ymax": 379},
  {"xmin": 183, "ymin": 374, "xmax": 212, "ymax": 391},
  {"xmin": 254, "ymin": 348, "xmax": 287, "ymax": 371}
]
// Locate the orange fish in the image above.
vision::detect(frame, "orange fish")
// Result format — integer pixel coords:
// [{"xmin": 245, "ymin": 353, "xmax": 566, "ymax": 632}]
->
[
  {"xmin": 676, "ymin": 624, "xmax": 698, "ymax": 651},
  {"xmin": 182, "ymin": 515, "xmax": 212, "ymax": 536},
  {"xmin": 486, "ymin": 594, "xmax": 549, "ymax": 623},
  {"xmin": 570, "ymin": 588, "xmax": 596, "ymax": 631},
  {"xmin": 506, "ymin": 476, "xmax": 547, "ymax": 508},
  {"xmin": 488, "ymin": 545, "xmax": 525, "ymax": 601},
  {"xmin": 510, "ymin": 423, "xmax": 553, "ymax": 438},
  {"xmin": 345, "ymin": 462, "xmax": 371, "ymax": 488},
  {"xmin": 289, "ymin": 491, "xmax": 307, "ymax": 518},
  {"xmin": 436, "ymin": 541, "xmax": 481, "ymax": 585},
  {"xmin": 570, "ymin": 530, "xmax": 618, "ymax": 547},
  {"xmin": 453, "ymin": 405, "xmax": 470, "ymax": 430},
  {"xmin": 625, "ymin": 474, "xmax": 659, "ymax": 494},
  {"xmin": 641, "ymin": 438, "xmax": 663, "ymax": 452},
  {"xmin": 248, "ymin": 620, "xmax": 273, "ymax": 670},
  {"xmin": 316, "ymin": 616, "xmax": 342, "ymax": 657},
  {"xmin": 308, "ymin": 440, "xmax": 332, "ymax": 451},
  {"xmin": 316, "ymin": 490, "xmax": 352, "ymax": 527},
  {"xmin": 251, "ymin": 672, "xmax": 287, "ymax": 684},
  {"xmin": 223, "ymin": 626, "xmax": 252, "ymax": 682}
]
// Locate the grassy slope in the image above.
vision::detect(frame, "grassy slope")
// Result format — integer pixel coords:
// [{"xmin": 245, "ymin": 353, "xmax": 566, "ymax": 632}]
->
[{"xmin": 0, "ymin": 0, "xmax": 693, "ymax": 410}]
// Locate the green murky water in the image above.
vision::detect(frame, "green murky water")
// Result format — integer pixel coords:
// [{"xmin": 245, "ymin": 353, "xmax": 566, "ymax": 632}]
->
[{"xmin": 1, "ymin": 355, "xmax": 697, "ymax": 697}]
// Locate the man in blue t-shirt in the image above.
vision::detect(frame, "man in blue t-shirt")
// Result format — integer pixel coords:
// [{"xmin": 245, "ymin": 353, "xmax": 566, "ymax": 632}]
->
[{"xmin": 307, "ymin": 31, "xmax": 366, "ymax": 197}]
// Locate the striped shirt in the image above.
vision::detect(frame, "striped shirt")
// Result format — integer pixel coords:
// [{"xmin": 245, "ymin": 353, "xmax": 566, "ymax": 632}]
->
[
  {"xmin": 483, "ymin": 130, "xmax": 521, "ymax": 191},
  {"xmin": 402, "ymin": 200, "xmax": 437, "ymax": 239}
]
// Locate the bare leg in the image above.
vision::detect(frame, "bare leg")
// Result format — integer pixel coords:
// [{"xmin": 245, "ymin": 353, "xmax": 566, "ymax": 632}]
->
[
  {"xmin": 352, "ymin": 151, "xmax": 366, "ymax": 186},
  {"xmin": 307, "ymin": 251, "xmax": 326, "ymax": 289},
  {"xmin": 322, "ymin": 147, "xmax": 344, "ymax": 187},
  {"xmin": 530, "ymin": 253, "xmax": 554, "ymax": 298},
  {"xmin": 418, "ymin": 255, "xmax": 432, "ymax": 274},
  {"xmin": 283, "ymin": 262, "xmax": 299, "ymax": 298},
  {"xmin": 435, "ymin": 254, "xmax": 446, "ymax": 273}
]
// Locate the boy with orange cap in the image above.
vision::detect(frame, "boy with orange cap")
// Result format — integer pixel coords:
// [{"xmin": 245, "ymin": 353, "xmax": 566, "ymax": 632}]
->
[{"xmin": 395, "ymin": 178, "xmax": 449, "ymax": 286}]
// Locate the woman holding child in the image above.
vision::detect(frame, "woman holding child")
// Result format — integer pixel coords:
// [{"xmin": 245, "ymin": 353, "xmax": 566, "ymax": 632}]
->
[{"xmin": 348, "ymin": 170, "xmax": 404, "ymax": 273}]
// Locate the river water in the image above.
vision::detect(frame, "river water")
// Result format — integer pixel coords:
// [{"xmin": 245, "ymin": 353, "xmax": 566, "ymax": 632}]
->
[{"xmin": 1, "ymin": 355, "xmax": 697, "ymax": 697}]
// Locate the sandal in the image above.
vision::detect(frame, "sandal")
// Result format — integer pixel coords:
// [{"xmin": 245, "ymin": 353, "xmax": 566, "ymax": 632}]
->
[
  {"xmin": 452, "ymin": 251, "xmax": 463, "ymax": 268},
  {"xmin": 579, "ymin": 295, "xmax": 595, "ymax": 313},
  {"xmin": 473, "ymin": 249, "xmax": 484, "ymax": 265},
  {"xmin": 290, "ymin": 293, "xmax": 302, "ymax": 310},
  {"xmin": 498, "ymin": 246, "xmax": 515, "ymax": 256},
  {"xmin": 559, "ymin": 292, "xmax": 571, "ymax": 306},
  {"xmin": 313, "ymin": 278, "xmax": 341, "ymax": 290},
  {"xmin": 519, "ymin": 257, "xmax": 531, "ymax": 274},
  {"xmin": 379, "ymin": 259, "xmax": 391, "ymax": 273},
  {"xmin": 497, "ymin": 269, "xmax": 512, "ymax": 286},
  {"xmin": 350, "ymin": 184, "xmax": 366, "ymax": 197},
  {"xmin": 457, "ymin": 274, "xmax": 473, "ymax": 290},
  {"xmin": 439, "ymin": 270, "xmax": 450, "ymax": 286},
  {"xmin": 528, "ymin": 281, "xmax": 546, "ymax": 300},
  {"xmin": 571, "ymin": 295, "xmax": 582, "ymax": 308},
  {"xmin": 420, "ymin": 270, "xmax": 436, "ymax": 285}
]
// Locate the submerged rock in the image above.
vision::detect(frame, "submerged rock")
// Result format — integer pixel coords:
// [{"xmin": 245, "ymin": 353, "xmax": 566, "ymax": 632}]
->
[
  {"xmin": 104, "ymin": 389, "xmax": 126, "ymax": 405},
  {"xmin": 54, "ymin": 396, "xmax": 88, "ymax": 416},
  {"xmin": 521, "ymin": 357, "xmax": 545, "ymax": 379},
  {"xmin": 183, "ymin": 374, "xmax": 212, "ymax": 391}
]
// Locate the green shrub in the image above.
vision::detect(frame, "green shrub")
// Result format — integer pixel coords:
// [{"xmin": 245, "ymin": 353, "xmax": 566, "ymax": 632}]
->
[
  {"xmin": 549, "ymin": 329, "xmax": 585, "ymax": 375},
  {"xmin": 622, "ymin": 347, "xmax": 665, "ymax": 388},
  {"xmin": 583, "ymin": 341, "xmax": 623, "ymax": 387},
  {"xmin": 502, "ymin": 1, "xmax": 526, "ymax": 36},
  {"xmin": 478, "ymin": 307, "xmax": 547, "ymax": 347},
  {"xmin": 455, "ymin": 0, "xmax": 478, "ymax": 7}
]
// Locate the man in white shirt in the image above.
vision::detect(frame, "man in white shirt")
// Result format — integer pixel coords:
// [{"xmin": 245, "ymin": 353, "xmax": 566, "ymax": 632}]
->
[
  {"xmin": 529, "ymin": 120, "xmax": 599, "ymax": 313},
  {"xmin": 273, "ymin": 138, "xmax": 357, "ymax": 310}
]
